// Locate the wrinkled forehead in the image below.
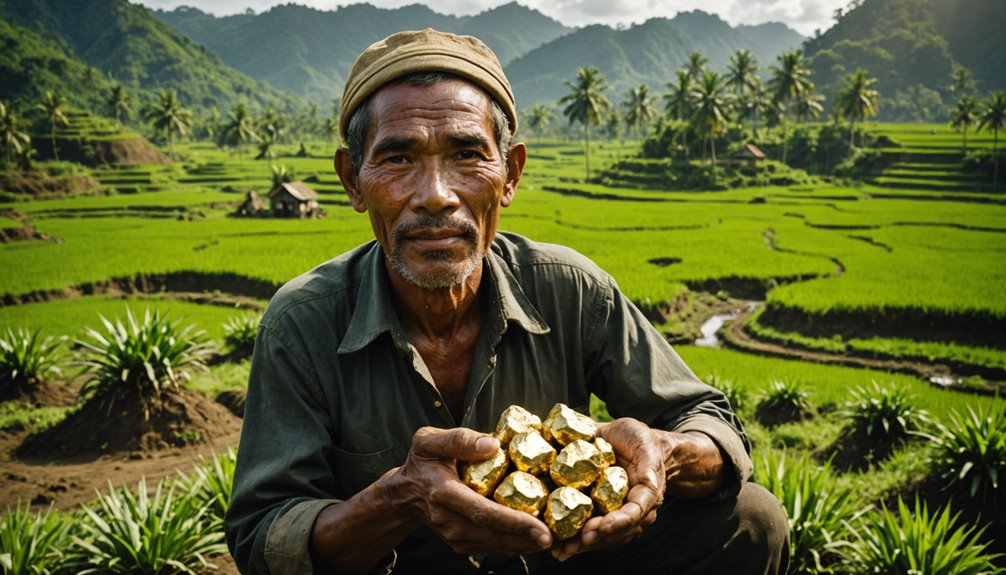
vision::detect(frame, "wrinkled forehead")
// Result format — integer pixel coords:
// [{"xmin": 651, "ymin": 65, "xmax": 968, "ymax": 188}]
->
[{"xmin": 366, "ymin": 79, "xmax": 497, "ymax": 146}]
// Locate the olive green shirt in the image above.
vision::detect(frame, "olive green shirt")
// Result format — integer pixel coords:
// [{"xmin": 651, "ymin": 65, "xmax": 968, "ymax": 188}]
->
[{"xmin": 225, "ymin": 232, "xmax": 752, "ymax": 575}]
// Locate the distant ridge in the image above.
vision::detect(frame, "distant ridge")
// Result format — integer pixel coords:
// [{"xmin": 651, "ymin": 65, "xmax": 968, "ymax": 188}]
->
[{"xmin": 155, "ymin": 1, "xmax": 573, "ymax": 105}]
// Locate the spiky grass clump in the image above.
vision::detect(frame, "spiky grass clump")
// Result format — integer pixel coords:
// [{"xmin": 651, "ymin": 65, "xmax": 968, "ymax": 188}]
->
[
  {"xmin": 222, "ymin": 315, "xmax": 259, "ymax": 356},
  {"xmin": 76, "ymin": 309, "xmax": 211, "ymax": 419},
  {"xmin": 756, "ymin": 379, "xmax": 813, "ymax": 426},
  {"xmin": 705, "ymin": 373, "xmax": 749, "ymax": 412},
  {"xmin": 65, "ymin": 479, "xmax": 226, "ymax": 575},
  {"xmin": 841, "ymin": 381, "xmax": 929, "ymax": 444},
  {"xmin": 842, "ymin": 498, "xmax": 1001, "ymax": 575},
  {"xmin": 925, "ymin": 406, "xmax": 1006, "ymax": 513},
  {"xmin": 0, "ymin": 501, "xmax": 69, "ymax": 575},
  {"xmin": 176, "ymin": 447, "xmax": 237, "ymax": 523},
  {"xmin": 0, "ymin": 328, "xmax": 62, "ymax": 394},
  {"xmin": 756, "ymin": 450, "xmax": 868, "ymax": 574}
]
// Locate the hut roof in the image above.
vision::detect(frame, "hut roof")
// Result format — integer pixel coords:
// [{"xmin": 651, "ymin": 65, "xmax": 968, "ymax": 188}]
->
[
  {"xmin": 268, "ymin": 181, "xmax": 318, "ymax": 201},
  {"xmin": 732, "ymin": 144, "xmax": 767, "ymax": 160}
]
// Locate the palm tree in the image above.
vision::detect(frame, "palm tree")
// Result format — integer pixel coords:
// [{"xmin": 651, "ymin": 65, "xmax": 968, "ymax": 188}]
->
[
  {"xmin": 768, "ymin": 50, "xmax": 814, "ymax": 164},
  {"xmin": 622, "ymin": 85, "xmax": 656, "ymax": 140},
  {"xmin": 323, "ymin": 115, "xmax": 339, "ymax": 147},
  {"xmin": 0, "ymin": 102, "xmax": 31, "ymax": 168},
  {"xmin": 258, "ymin": 106, "xmax": 285, "ymax": 143},
  {"xmin": 795, "ymin": 89, "xmax": 826, "ymax": 125},
  {"xmin": 950, "ymin": 96, "xmax": 979, "ymax": 152},
  {"xmin": 142, "ymin": 90, "xmax": 192, "ymax": 160},
  {"xmin": 606, "ymin": 109, "xmax": 624, "ymax": 161},
  {"xmin": 978, "ymin": 91, "xmax": 1006, "ymax": 189},
  {"xmin": 219, "ymin": 103, "xmax": 259, "ymax": 156},
  {"xmin": 834, "ymin": 69, "xmax": 879, "ymax": 150},
  {"xmin": 107, "ymin": 84, "xmax": 130, "ymax": 126},
  {"xmin": 664, "ymin": 70, "xmax": 695, "ymax": 156},
  {"xmin": 35, "ymin": 91, "xmax": 68, "ymax": 162},
  {"xmin": 950, "ymin": 66, "xmax": 976, "ymax": 97},
  {"xmin": 685, "ymin": 52, "xmax": 708, "ymax": 81},
  {"xmin": 558, "ymin": 66, "xmax": 611, "ymax": 180},
  {"xmin": 727, "ymin": 50, "xmax": 760, "ymax": 133},
  {"xmin": 690, "ymin": 70, "xmax": 731, "ymax": 168},
  {"xmin": 526, "ymin": 104, "xmax": 554, "ymax": 143}
]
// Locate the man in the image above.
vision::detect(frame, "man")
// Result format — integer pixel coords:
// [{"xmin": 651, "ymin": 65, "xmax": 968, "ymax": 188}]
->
[{"xmin": 225, "ymin": 29, "xmax": 789, "ymax": 575}]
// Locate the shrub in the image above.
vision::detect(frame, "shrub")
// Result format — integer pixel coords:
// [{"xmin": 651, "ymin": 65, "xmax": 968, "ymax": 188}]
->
[
  {"xmin": 755, "ymin": 451, "xmax": 868, "ymax": 574},
  {"xmin": 176, "ymin": 447, "xmax": 237, "ymax": 523},
  {"xmin": 925, "ymin": 406, "xmax": 1006, "ymax": 513},
  {"xmin": 841, "ymin": 498, "xmax": 1001, "ymax": 575},
  {"xmin": 0, "ymin": 327, "xmax": 62, "ymax": 394},
  {"xmin": 755, "ymin": 379, "xmax": 813, "ymax": 426},
  {"xmin": 76, "ymin": 308, "xmax": 212, "ymax": 419},
  {"xmin": 222, "ymin": 315, "xmax": 259, "ymax": 356},
  {"xmin": 64, "ymin": 479, "xmax": 227, "ymax": 574},
  {"xmin": 0, "ymin": 501, "xmax": 69, "ymax": 575},
  {"xmin": 840, "ymin": 381, "xmax": 929, "ymax": 448}
]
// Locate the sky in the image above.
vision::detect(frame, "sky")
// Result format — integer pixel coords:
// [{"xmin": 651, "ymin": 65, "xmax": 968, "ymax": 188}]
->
[{"xmin": 135, "ymin": 0, "xmax": 851, "ymax": 37}]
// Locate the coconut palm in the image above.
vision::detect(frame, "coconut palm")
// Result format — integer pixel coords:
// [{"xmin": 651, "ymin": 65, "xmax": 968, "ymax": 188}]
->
[
  {"xmin": 258, "ymin": 106, "xmax": 285, "ymax": 143},
  {"xmin": 142, "ymin": 90, "xmax": 192, "ymax": 160},
  {"xmin": 690, "ymin": 70, "xmax": 732, "ymax": 167},
  {"xmin": 950, "ymin": 96, "xmax": 979, "ymax": 153},
  {"xmin": 0, "ymin": 102, "xmax": 31, "ymax": 169},
  {"xmin": 768, "ymin": 50, "xmax": 814, "ymax": 163},
  {"xmin": 978, "ymin": 90, "xmax": 1006, "ymax": 189},
  {"xmin": 526, "ymin": 104, "xmax": 554, "ymax": 143},
  {"xmin": 835, "ymin": 69, "xmax": 879, "ymax": 149},
  {"xmin": 622, "ymin": 85, "xmax": 657, "ymax": 140},
  {"xmin": 664, "ymin": 70, "xmax": 695, "ymax": 156},
  {"xmin": 727, "ymin": 50, "xmax": 760, "ymax": 132},
  {"xmin": 35, "ymin": 91, "xmax": 68, "ymax": 162},
  {"xmin": 323, "ymin": 115, "xmax": 339, "ymax": 146},
  {"xmin": 950, "ymin": 66, "xmax": 976, "ymax": 97},
  {"xmin": 219, "ymin": 102, "xmax": 259, "ymax": 156},
  {"xmin": 558, "ymin": 66, "xmax": 611, "ymax": 180},
  {"xmin": 685, "ymin": 52, "xmax": 708, "ymax": 81},
  {"xmin": 107, "ymin": 84, "xmax": 130, "ymax": 126},
  {"xmin": 795, "ymin": 89, "xmax": 825, "ymax": 125}
]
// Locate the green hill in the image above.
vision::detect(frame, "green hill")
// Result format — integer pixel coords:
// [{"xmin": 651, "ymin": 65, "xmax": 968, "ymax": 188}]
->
[
  {"xmin": 803, "ymin": 0, "xmax": 1005, "ymax": 121},
  {"xmin": 0, "ymin": 0, "xmax": 304, "ymax": 116},
  {"xmin": 505, "ymin": 11, "xmax": 804, "ymax": 106},
  {"xmin": 154, "ymin": 1, "xmax": 572, "ymax": 105}
]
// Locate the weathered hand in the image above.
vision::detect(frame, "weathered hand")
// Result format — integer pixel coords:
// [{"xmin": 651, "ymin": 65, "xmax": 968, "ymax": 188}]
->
[
  {"xmin": 394, "ymin": 426, "xmax": 553, "ymax": 556},
  {"xmin": 553, "ymin": 418, "xmax": 666, "ymax": 561}
]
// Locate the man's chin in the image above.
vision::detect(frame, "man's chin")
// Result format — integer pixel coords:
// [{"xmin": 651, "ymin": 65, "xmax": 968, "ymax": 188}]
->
[{"xmin": 392, "ymin": 255, "xmax": 482, "ymax": 290}]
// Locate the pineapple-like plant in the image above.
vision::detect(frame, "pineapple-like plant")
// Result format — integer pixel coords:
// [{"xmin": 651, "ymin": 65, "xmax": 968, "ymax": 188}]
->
[{"xmin": 0, "ymin": 328, "xmax": 62, "ymax": 395}]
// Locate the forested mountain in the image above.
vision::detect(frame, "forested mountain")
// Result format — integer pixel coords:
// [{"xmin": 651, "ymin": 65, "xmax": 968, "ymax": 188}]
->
[
  {"xmin": 804, "ymin": 0, "xmax": 1005, "ymax": 120},
  {"xmin": 505, "ymin": 11, "xmax": 804, "ymax": 106},
  {"xmin": 0, "ymin": 0, "xmax": 302, "ymax": 116},
  {"xmin": 155, "ymin": 2, "xmax": 572, "ymax": 105}
]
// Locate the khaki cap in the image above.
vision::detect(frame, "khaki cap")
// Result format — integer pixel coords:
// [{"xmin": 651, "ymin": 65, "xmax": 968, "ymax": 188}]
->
[{"xmin": 339, "ymin": 28, "xmax": 517, "ymax": 142}]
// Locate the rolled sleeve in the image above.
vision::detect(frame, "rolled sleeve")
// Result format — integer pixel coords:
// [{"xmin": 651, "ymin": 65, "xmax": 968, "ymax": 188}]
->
[
  {"xmin": 264, "ymin": 499, "xmax": 340, "ymax": 575},
  {"xmin": 672, "ymin": 414, "xmax": 753, "ymax": 499}
]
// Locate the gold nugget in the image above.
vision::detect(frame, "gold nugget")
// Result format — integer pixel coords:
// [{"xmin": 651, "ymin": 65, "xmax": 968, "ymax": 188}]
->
[
  {"xmin": 594, "ymin": 436, "xmax": 616, "ymax": 468},
  {"xmin": 545, "ymin": 486, "xmax": 594, "ymax": 540},
  {"xmin": 550, "ymin": 439, "xmax": 604, "ymax": 489},
  {"xmin": 591, "ymin": 466, "xmax": 629, "ymax": 514},
  {"xmin": 494, "ymin": 405, "xmax": 543, "ymax": 447},
  {"xmin": 494, "ymin": 471, "xmax": 548, "ymax": 516},
  {"xmin": 542, "ymin": 403, "xmax": 596, "ymax": 446},
  {"xmin": 509, "ymin": 430, "xmax": 556, "ymax": 476},
  {"xmin": 461, "ymin": 447, "xmax": 509, "ymax": 497}
]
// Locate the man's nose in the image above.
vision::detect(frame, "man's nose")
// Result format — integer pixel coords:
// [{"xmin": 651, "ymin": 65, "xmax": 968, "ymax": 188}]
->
[{"xmin": 410, "ymin": 160, "xmax": 459, "ymax": 214}]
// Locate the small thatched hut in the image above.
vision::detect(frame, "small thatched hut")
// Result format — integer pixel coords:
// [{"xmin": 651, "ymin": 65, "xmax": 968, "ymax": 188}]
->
[
  {"xmin": 267, "ymin": 182, "xmax": 322, "ymax": 218},
  {"xmin": 730, "ymin": 144, "xmax": 767, "ymax": 163},
  {"xmin": 235, "ymin": 190, "xmax": 266, "ymax": 217}
]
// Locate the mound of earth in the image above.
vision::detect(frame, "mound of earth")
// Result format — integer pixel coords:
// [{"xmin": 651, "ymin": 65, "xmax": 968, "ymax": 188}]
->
[
  {"xmin": 0, "ymin": 380, "xmax": 76, "ymax": 406},
  {"xmin": 0, "ymin": 169, "xmax": 103, "ymax": 200},
  {"xmin": 16, "ymin": 389, "xmax": 241, "ymax": 460},
  {"xmin": 754, "ymin": 402, "xmax": 814, "ymax": 428},
  {"xmin": 36, "ymin": 137, "xmax": 171, "ymax": 167},
  {"xmin": 814, "ymin": 432, "xmax": 901, "ymax": 471},
  {"xmin": 0, "ymin": 223, "xmax": 55, "ymax": 244}
]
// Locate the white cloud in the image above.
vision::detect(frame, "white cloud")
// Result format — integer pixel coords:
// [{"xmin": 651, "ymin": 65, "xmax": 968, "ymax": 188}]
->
[{"xmin": 136, "ymin": 0, "xmax": 848, "ymax": 35}]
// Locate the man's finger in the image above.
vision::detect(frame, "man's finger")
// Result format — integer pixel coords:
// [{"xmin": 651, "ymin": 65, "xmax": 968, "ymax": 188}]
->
[
  {"xmin": 412, "ymin": 426, "xmax": 500, "ymax": 461},
  {"xmin": 436, "ymin": 507, "xmax": 551, "ymax": 555}
]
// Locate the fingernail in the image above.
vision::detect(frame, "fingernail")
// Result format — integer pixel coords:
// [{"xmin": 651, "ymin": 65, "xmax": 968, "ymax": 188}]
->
[
  {"xmin": 475, "ymin": 436, "xmax": 498, "ymax": 454},
  {"xmin": 533, "ymin": 530, "xmax": 550, "ymax": 547}
]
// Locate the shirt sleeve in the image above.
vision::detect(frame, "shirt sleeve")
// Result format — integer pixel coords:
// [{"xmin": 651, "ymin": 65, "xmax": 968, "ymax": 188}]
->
[
  {"xmin": 224, "ymin": 322, "xmax": 341, "ymax": 575},
  {"xmin": 584, "ymin": 275, "xmax": 752, "ymax": 498}
]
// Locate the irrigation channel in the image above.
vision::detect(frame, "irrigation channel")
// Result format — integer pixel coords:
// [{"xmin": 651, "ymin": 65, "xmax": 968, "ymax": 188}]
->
[{"xmin": 692, "ymin": 301, "xmax": 998, "ymax": 395}]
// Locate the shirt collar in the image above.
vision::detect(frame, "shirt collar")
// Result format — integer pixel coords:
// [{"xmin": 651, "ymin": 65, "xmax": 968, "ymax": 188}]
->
[{"xmin": 338, "ymin": 240, "xmax": 550, "ymax": 354}]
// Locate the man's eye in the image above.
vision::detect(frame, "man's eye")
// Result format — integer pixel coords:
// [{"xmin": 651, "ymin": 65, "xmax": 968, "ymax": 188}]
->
[
  {"xmin": 386, "ymin": 155, "xmax": 408, "ymax": 164},
  {"xmin": 457, "ymin": 150, "xmax": 480, "ymax": 160}
]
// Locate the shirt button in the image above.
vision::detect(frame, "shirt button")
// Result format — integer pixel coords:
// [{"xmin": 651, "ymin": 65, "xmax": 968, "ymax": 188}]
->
[{"xmin": 433, "ymin": 400, "xmax": 443, "ymax": 408}]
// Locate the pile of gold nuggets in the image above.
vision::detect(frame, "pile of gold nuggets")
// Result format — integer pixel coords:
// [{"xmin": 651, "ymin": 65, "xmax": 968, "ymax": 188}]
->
[{"xmin": 461, "ymin": 403, "xmax": 629, "ymax": 540}]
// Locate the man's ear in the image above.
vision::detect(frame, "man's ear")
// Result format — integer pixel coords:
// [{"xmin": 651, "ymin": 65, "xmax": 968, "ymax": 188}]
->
[
  {"xmin": 501, "ymin": 142, "xmax": 526, "ymax": 208},
  {"xmin": 335, "ymin": 148, "xmax": 367, "ymax": 213}
]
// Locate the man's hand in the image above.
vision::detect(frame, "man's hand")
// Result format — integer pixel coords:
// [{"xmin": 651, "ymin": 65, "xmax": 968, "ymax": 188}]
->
[
  {"xmin": 552, "ymin": 418, "xmax": 665, "ymax": 561},
  {"xmin": 394, "ymin": 426, "xmax": 554, "ymax": 556},
  {"xmin": 551, "ymin": 418, "xmax": 727, "ymax": 561}
]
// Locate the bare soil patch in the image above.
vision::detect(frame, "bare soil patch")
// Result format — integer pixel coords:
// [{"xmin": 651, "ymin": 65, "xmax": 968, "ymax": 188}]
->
[
  {"xmin": 0, "ymin": 169, "xmax": 104, "ymax": 200},
  {"xmin": 0, "ymin": 379, "xmax": 75, "ymax": 405}
]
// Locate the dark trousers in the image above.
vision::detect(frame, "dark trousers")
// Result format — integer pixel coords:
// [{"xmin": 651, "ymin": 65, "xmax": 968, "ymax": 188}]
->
[{"xmin": 389, "ymin": 482, "xmax": 790, "ymax": 575}]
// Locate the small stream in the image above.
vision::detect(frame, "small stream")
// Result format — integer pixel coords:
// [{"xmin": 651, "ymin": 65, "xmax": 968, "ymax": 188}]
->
[{"xmin": 694, "ymin": 304, "xmax": 754, "ymax": 347}]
